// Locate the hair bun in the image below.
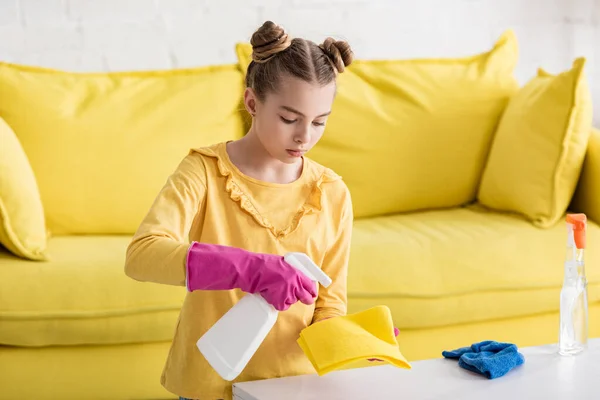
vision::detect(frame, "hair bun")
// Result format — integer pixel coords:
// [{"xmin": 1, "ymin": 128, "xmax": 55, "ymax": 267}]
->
[
  {"xmin": 319, "ymin": 38, "xmax": 353, "ymax": 73},
  {"xmin": 251, "ymin": 21, "xmax": 292, "ymax": 63}
]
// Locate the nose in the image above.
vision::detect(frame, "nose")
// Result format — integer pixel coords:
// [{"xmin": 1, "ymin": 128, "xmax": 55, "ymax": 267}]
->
[{"xmin": 294, "ymin": 124, "xmax": 310, "ymax": 145}]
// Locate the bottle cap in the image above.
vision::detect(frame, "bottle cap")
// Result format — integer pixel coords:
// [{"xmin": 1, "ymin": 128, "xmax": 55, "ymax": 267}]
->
[{"xmin": 566, "ymin": 213, "xmax": 587, "ymax": 249}]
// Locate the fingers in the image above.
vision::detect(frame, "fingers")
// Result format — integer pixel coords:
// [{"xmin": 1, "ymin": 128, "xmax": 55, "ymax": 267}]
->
[
  {"xmin": 299, "ymin": 274, "xmax": 318, "ymax": 298},
  {"xmin": 266, "ymin": 273, "xmax": 318, "ymax": 311},
  {"xmin": 261, "ymin": 290, "xmax": 291, "ymax": 311},
  {"xmin": 274, "ymin": 300, "xmax": 290, "ymax": 311},
  {"xmin": 294, "ymin": 273, "xmax": 317, "ymax": 305},
  {"xmin": 295, "ymin": 283, "xmax": 316, "ymax": 306},
  {"xmin": 394, "ymin": 327, "xmax": 400, "ymax": 337},
  {"xmin": 263, "ymin": 291, "xmax": 311, "ymax": 311}
]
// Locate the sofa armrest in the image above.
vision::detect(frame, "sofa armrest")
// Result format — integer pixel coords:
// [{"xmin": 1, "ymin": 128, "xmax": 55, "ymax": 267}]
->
[{"xmin": 572, "ymin": 127, "xmax": 600, "ymax": 224}]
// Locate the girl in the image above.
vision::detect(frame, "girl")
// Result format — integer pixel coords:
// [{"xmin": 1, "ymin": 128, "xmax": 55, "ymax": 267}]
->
[{"xmin": 125, "ymin": 20, "xmax": 354, "ymax": 400}]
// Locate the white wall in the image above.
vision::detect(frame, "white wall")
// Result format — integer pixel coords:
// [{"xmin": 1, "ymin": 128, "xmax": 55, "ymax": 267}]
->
[{"xmin": 0, "ymin": 0, "xmax": 598, "ymax": 123}]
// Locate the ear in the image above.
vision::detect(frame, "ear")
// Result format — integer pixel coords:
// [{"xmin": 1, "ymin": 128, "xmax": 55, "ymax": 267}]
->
[{"xmin": 244, "ymin": 87, "xmax": 259, "ymax": 116}]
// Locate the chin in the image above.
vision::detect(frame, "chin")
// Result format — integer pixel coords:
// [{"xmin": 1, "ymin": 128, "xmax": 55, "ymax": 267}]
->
[{"xmin": 279, "ymin": 155, "xmax": 301, "ymax": 165}]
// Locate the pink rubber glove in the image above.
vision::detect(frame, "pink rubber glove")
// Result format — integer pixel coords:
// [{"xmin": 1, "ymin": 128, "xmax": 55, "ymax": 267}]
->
[{"xmin": 185, "ymin": 242, "xmax": 318, "ymax": 311}]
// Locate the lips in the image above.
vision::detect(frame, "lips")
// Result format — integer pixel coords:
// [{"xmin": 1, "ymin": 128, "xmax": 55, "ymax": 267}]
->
[{"xmin": 286, "ymin": 149, "xmax": 306, "ymax": 157}]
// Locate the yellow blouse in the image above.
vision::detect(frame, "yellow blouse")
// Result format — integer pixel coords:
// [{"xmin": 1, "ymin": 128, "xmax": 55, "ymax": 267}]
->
[{"xmin": 124, "ymin": 142, "xmax": 353, "ymax": 399}]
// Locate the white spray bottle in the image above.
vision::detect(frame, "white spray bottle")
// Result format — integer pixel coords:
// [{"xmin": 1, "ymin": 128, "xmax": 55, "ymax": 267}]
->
[{"xmin": 196, "ymin": 252, "xmax": 332, "ymax": 381}]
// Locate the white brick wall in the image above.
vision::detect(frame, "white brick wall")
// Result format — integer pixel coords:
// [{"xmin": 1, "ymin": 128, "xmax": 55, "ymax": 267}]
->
[{"xmin": 0, "ymin": 0, "xmax": 598, "ymax": 123}]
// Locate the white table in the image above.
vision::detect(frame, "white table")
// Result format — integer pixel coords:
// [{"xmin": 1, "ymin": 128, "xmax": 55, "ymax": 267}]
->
[{"xmin": 232, "ymin": 339, "xmax": 599, "ymax": 400}]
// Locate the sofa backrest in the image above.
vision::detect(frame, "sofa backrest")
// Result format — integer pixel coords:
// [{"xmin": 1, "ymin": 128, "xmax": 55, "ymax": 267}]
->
[
  {"xmin": 4, "ymin": 31, "xmax": 591, "ymax": 237},
  {"xmin": 236, "ymin": 31, "xmax": 520, "ymax": 219},
  {"xmin": 0, "ymin": 62, "xmax": 246, "ymax": 235}
]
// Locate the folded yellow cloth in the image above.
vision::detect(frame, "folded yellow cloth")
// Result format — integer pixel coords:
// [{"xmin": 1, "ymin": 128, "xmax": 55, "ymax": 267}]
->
[{"xmin": 298, "ymin": 305, "xmax": 412, "ymax": 376}]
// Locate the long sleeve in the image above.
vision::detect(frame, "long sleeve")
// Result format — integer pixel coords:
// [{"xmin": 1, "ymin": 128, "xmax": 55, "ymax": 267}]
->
[
  {"xmin": 312, "ymin": 185, "xmax": 353, "ymax": 323},
  {"xmin": 124, "ymin": 152, "xmax": 207, "ymax": 286}
]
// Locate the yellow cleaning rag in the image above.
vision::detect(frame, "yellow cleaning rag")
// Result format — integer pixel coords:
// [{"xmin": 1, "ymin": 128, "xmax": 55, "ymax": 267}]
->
[{"xmin": 298, "ymin": 305, "xmax": 412, "ymax": 376}]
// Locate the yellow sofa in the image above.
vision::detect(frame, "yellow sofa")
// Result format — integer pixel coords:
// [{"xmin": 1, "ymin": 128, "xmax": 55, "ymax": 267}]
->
[{"xmin": 0, "ymin": 31, "xmax": 598, "ymax": 399}]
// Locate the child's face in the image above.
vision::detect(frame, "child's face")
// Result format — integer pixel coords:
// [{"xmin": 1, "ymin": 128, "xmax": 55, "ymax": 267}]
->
[{"xmin": 249, "ymin": 75, "xmax": 336, "ymax": 164}]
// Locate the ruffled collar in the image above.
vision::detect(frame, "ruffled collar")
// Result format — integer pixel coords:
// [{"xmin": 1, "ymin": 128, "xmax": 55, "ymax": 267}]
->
[{"xmin": 192, "ymin": 142, "xmax": 341, "ymax": 239}]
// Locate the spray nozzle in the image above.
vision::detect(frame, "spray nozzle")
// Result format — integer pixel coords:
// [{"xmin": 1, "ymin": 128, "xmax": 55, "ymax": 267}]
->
[{"xmin": 567, "ymin": 213, "xmax": 587, "ymax": 250}]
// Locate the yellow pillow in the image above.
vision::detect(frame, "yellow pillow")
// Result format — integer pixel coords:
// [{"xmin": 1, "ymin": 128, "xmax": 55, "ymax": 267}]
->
[
  {"xmin": 236, "ymin": 31, "xmax": 519, "ymax": 218},
  {"xmin": 0, "ymin": 117, "xmax": 48, "ymax": 260},
  {"xmin": 572, "ymin": 128, "xmax": 600, "ymax": 224},
  {"xmin": 478, "ymin": 58, "xmax": 593, "ymax": 227},
  {"xmin": 0, "ymin": 62, "xmax": 246, "ymax": 235}
]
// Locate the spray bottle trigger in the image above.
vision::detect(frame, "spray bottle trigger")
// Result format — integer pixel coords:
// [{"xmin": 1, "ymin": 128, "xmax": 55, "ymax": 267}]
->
[{"xmin": 284, "ymin": 252, "xmax": 332, "ymax": 288}]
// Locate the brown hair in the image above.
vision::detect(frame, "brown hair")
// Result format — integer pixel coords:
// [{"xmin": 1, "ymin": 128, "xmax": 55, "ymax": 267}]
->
[{"xmin": 246, "ymin": 21, "xmax": 354, "ymax": 101}]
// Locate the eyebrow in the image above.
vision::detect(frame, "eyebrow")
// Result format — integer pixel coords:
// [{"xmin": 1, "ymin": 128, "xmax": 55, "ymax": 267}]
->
[{"xmin": 280, "ymin": 105, "xmax": 331, "ymax": 118}]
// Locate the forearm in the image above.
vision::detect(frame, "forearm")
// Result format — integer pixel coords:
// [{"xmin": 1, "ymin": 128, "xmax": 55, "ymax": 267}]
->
[
  {"xmin": 312, "ymin": 189, "xmax": 353, "ymax": 324},
  {"xmin": 124, "ymin": 153, "xmax": 207, "ymax": 286},
  {"xmin": 573, "ymin": 127, "xmax": 600, "ymax": 223},
  {"xmin": 125, "ymin": 233, "xmax": 189, "ymax": 286},
  {"xmin": 311, "ymin": 250, "xmax": 349, "ymax": 324}
]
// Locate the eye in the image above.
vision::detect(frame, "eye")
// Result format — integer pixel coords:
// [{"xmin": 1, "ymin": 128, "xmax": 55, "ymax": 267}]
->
[
  {"xmin": 280, "ymin": 116, "xmax": 297, "ymax": 124},
  {"xmin": 313, "ymin": 121, "xmax": 326, "ymax": 127}
]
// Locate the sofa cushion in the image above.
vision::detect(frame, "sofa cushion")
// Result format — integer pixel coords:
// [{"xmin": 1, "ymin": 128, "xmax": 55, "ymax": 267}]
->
[
  {"xmin": 3, "ymin": 210, "xmax": 598, "ymax": 346},
  {"xmin": 0, "ymin": 62, "xmax": 246, "ymax": 235},
  {"xmin": 478, "ymin": 58, "xmax": 593, "ymax": 228},
  {"xmin": 0, "ymin": 236, "xmax": 184, "ymax": 346},
  {"xmin": 347, "ymin": 206, "xmax": 600, "ymax": 329},
  {"xmin": 236, "ymin": 31, "xmax": 519, "ymax": 218},
  {"xmin": 0, "ymin": 116, "xmax": 48, "ymax": 260}
]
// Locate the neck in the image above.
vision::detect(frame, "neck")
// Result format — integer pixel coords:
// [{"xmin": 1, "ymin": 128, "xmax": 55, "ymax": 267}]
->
[
  {"xmin": 228, "ymin": 128, "xmax": 303, "ymax": 184},
  {"xmin": 237, "ymin": 129, "xmax": 274, "ymax": 165}
]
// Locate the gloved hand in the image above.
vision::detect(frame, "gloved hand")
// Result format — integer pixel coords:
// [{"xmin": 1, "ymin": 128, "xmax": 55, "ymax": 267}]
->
[{"xmin": 186, "ymin": 242, "xmax": 318, "ymax": 311}]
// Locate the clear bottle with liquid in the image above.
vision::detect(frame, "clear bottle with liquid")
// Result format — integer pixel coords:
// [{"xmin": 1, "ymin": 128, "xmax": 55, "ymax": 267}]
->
[{"xmin": 558, "ymin": 213, "xmax": 588, "ymax": 356}]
